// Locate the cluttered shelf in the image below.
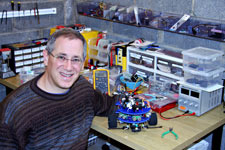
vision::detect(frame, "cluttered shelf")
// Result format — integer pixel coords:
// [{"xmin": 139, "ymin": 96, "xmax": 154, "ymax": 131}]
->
[
  {"xmin": 77, "ymin": 1, "xmax": 225, "ymax": 43},
  {"xmin": 79, "ymin": 14, "xmax": 225, "ymax": 43}
]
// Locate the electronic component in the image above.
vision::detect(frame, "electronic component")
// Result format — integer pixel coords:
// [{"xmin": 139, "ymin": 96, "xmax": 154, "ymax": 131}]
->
[
  {"xmin": 108, "ymin": 92, "xmax": 160, "ymax": 132},
  {"xmin": 178, "ymin": 82, "xmax": 223, "ymax": 116},
  {"xmin": 93, "ymin": 69, "xmax": 110, "ymax": 95}
]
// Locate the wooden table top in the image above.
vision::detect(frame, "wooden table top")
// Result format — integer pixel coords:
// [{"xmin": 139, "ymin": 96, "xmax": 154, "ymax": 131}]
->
[
  {"xmin": 92, "ymin": 105, "xmax": 225, "ymax": 150},
  {"xmin": 0, "ymin": 75, "xmax": 21, "ymax": 90}
]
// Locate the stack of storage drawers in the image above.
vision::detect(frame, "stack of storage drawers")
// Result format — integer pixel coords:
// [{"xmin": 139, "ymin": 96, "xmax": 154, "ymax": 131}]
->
[
  {"xmin": 2, "ymin": 38, "xmax": 47, "ymax": 74},
  {"xmin": 182, "ymin": 47, "xmax": 224, "ymax": 88}
]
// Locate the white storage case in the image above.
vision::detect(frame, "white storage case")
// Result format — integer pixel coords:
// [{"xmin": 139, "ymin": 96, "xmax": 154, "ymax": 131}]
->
[
  {"xmin": 184, "ymin": 68, "xmax": 224, "ymax": 88},
  {"xmin": 182, "ymin": 47, "xmax": 224, "ymax": 72}
]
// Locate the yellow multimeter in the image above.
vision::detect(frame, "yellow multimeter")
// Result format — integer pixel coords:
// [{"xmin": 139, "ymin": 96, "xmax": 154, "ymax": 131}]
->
[{"xmin": 93, "ymin": 69, "xmax": 110, "ymax": 95}]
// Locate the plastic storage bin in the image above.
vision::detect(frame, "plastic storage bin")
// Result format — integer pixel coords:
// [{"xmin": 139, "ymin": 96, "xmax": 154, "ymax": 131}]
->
[
  {"xmin": 88, "ymin": 37, "xmax": 109, "ymax": 63},
  {"xmin": 128, "ymin": 65, "xmax": 154, "ymax": 79},
  {"xmin": 128, "ymin": 50, "xmax": 154, "ymax": 68},
  {"xmin": 184, "ymin": 68, "xmax": 224, "ymax": 88},
  {"xmin": 182, "ymin": 47, "xmax": 224, "ymax": 72},
  {"xmin": 20, "ymin": 67, "xmax": 45, "ymax": 84},
  {"xmin": 157, "ymin": 58, "xmax": 183, "ymax": 77},
  {"xmin": 129, "ymin": 52, "xmax": 142, "ymax": 65}
]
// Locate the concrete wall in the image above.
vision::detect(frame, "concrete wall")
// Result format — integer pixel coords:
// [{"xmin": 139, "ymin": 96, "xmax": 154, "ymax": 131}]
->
[
  {"xmin": 1, "ymin": 0, "xmax": 225, "ymax": 52},
  {"xmin": 76, "ymin": 0, "xmax": 225, "ymax": 52},
  {"xmin": 0, "ymin": 0, "xmax": 76, "ymax": 46}
]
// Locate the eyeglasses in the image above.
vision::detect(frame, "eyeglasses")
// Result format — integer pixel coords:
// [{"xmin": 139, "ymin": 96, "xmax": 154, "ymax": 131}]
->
[{"xmin": 48, "ymin": 51, "xmax": 83, "ymax": 66}]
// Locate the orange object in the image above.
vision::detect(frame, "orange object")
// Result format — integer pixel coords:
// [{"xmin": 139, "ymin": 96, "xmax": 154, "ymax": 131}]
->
[{"xmin": 179, "ymin": 106, "xmax": 186, "ymax": 110}]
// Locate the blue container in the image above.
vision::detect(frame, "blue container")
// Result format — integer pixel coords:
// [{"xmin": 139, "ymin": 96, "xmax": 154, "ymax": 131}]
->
[{"xmin": 120, "ymin": 76, "xmax": 143, "ymax": 90}]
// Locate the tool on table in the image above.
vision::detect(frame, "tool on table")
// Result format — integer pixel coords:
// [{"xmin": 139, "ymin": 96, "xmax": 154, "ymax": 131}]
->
[
  {"xmin": 161, "ymin": 127, "xmax": 178, "ymax": 140},
  {"xmin": 1, "ymin": 10, "xmax": 7, "ymax": 24}
]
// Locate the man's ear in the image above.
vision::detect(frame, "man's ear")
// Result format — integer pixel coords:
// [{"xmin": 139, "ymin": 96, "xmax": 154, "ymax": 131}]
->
[{"xmin": 43, "ymin": 50, "xmax": 49, "ymax": 66}]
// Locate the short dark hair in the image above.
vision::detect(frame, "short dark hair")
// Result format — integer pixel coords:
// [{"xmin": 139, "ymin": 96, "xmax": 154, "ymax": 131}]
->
[{"xmin": 46, "ymin": 28, "xmax": 86, "ymax": 59}]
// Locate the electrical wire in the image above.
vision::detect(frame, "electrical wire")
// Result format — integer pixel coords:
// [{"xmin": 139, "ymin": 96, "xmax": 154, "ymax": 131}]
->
[
  {"xmin": 159, "ymin": 106, "xmax": 195, "ymax": 120},
  {"xmin": 125, "ymin": 77, "xmax": 144, "ymax": 94}
]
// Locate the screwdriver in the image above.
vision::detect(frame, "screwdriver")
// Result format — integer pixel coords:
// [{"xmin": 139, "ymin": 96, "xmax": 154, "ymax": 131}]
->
[
  {"xmin": 18, "ymin": 1, "xmax": 21, "ymax": 19},
  {"xmin": 11, "ymin": 1, "xmax": 14, "ymax": 17},
  {"xmin": 35, "ymin": 2, "xmax": 40, "ymax": 24}
]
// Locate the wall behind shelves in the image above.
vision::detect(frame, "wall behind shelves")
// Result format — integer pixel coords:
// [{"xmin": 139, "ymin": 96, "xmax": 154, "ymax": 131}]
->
[
  {"xmin": 75, "ymin": 0, "xmax": 225, "ymax": 52},
  {"xmin": 0, "ymin": 0, "xmax": 224, "ymax": 51},
  {"xmin": 0, "ymin": 0, "xmax": 76, "ymax": 46}
]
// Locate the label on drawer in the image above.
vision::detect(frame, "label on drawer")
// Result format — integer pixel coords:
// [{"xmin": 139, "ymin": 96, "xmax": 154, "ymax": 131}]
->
[
  {"xmin": 15, "ymin": 61, "xmax": 23, "ymax": 67},
  {"xmin": 142, "ymin": 56, "xmax": 153, "ymax": 62},
  {"xmin": 33, "ymin": 58, "xmax": 41, "ymax": 63},
  {"xmin": 158, "ymin": 60, "xmax": 168, "ymax": 65},
  {"xmin": 130, "ymin": 53, "xmax": 141, "ymax": 59},
  {"xmin": 23, "ymin": 54, "xmax": 32, "ymax": 60},
  {"xmin": 32, "ymin": 47, "xmax": 40, "ymax": 52},
  {"xmin": 24, "ymin": 60, "xmax": 32, "ymax": 65},
  {"xmin": 14, "ymin": 50, "xmax": 23, "ymax": 55},
  {"xmin": 32, "ymin": 53, "xmax": 41, "ymax": 58},
  {"xmin": 172, "ymin": 63, "xmax": 183, "ymax": 69},
  {"xmin": 16, "ymin": 67, "xmax": 22, "ymax": 73},
  {"xmin": 33, "ymin": 63, "xmax": 41, "ymax": 68},
  {"xmin": 15, "ymin": 55, "xmax": 23, "ymax": 61},
  {"xmin": 40, "ymin": 57, "xmax": 44, "ymax": 62},
  {"xmin": 23, "ymin": 48, "xmax": 31, "ymax": 54}
]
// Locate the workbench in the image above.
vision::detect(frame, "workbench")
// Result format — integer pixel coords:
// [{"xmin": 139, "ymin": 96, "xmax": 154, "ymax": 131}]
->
[{"xmin": 0, "ymin": 75, "xmax": 225, "ymax": 150}]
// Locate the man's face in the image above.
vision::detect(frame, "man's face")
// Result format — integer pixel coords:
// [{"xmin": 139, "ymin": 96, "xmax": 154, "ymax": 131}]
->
[{"xmin": 43, "ymin": 37, "xmax": 84, "ymax": 93}]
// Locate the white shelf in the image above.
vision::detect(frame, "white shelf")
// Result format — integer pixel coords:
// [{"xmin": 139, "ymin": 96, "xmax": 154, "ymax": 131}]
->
[{"xmin": 127, "ymin": 46, "xmax": 184, "ymax": 82}]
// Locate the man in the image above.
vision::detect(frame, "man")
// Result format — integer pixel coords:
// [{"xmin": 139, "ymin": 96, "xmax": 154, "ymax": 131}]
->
[{"xmin": 0, "ymin": 28, "xmax": 116, "ymax": 149}]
